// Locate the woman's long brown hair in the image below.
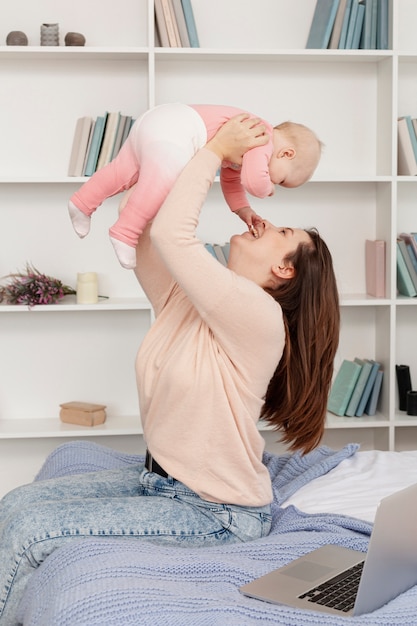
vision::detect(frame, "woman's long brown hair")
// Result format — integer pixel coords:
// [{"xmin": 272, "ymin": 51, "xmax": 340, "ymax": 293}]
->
[{"xmin": 261, "ymin": 229, "xmax": 340, "ymax": 454}]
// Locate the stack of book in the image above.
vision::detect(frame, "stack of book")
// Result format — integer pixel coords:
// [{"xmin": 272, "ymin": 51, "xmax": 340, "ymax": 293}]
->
[
  {"xmin": 155, "ymin": 0, "xmax": 199, "ymax": 48},
  {"xmin": 397, "ymin": 233, "xmax": 417, "ymax": 298},
  {"xmin": 397, "ymin": 116, "xmax": 417, "ymax": 176},
  {"xmin": 306, "ymin": 0, "xmax": 389, "ymax": 50},
  {"xmin": 204, "ymin": 242, "xmax": 230, "ymax": 265},
  {"xmin": 68, "ymin": 112, "xmax": 134, "ymax": 177},
  {"xmin": 328, "ymin": 358, "xmax": 383, "ymax": 417}
]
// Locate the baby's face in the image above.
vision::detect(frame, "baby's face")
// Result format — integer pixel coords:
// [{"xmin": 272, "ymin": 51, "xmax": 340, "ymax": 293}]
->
[{"xmin": 268, "ymin": 156, "xmax": 310, "ymax": 188}]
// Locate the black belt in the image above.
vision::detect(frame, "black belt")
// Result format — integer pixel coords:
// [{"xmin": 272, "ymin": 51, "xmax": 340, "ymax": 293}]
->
[{"xmin": 145, "ymin": 449, "xmax": 169, "ymax": 478}]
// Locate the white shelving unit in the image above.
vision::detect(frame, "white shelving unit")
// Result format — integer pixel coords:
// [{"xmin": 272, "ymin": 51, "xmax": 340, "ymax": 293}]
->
[{"xmin": 1, "ymin": 0, "xmax": 417, "ymax": 494}]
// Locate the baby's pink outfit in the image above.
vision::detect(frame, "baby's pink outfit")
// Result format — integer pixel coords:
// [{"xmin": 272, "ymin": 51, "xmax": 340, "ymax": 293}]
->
[{"xmin": 69, "ymin": 103, "xmax": 274, "ymax": 259}]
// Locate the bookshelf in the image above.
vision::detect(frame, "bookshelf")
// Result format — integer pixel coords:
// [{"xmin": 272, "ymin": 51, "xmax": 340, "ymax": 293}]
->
[{"xmin": 1, "ymin": 0, "xmax": 417, "ymax": 493}]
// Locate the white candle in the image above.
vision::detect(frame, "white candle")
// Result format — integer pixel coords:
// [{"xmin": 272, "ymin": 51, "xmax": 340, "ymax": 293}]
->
[{"xmin": 76, "ymin": 272, "xmax": 98, "ymax": 304}]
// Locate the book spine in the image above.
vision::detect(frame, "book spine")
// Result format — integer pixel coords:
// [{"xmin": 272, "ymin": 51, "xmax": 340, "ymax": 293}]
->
[
  {"xmin": 155, "ymin": 0, "xmax": 170, "ymax": 47},
  {"xmin": 161, "ymin": 0, "xmax": 180, "ymax": 46},
  {"xmin": 180, "ymin": 0, "xmax": 200, "ymax": 47},
  {"xmin": 396, "ymin": 241, "xmax": 417, "ymax": 297}
]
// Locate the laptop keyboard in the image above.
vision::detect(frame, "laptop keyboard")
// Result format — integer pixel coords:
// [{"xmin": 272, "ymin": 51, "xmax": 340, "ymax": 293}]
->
[{"xmin": 298, "ymin": 561, "xmax": 365, "ymax": 613}]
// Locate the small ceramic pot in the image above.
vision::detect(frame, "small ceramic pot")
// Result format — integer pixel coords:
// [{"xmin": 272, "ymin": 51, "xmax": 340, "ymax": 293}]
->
[
  {"xmin": 40, "ymin": 23, "xmax": 59, "ymax": 46},
  {"xmin": 6, "ymin": 31, "xmax": 28, "ymax": 45},
  {"xmin": 65, "ymin": 32, "xmax": 86, "ymax": 46}
]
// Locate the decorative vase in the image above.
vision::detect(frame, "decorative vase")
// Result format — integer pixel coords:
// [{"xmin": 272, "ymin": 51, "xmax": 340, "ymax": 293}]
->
[
  {"xmin": 6, "ymin": 30, "xmax": 28, "ymax": 45},
  {"xmin": 40, "ymin": 23, "xmax": 59, "ymax": 46},
  {"xmin": 64, "ymin": 32, "xmax": 86, "ymax": 46}
]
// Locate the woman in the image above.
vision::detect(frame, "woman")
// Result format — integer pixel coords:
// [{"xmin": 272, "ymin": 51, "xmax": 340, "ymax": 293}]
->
[{"xmin": 0, "ymin": 115, "xmax": 339, "ymax": 624}]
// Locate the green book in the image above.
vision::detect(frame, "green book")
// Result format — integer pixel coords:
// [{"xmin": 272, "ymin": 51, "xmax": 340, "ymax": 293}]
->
[
  {"xmin": 345, "ymin": 358, "xmax": 372, "ymax": 416},
  {"xmin": 327, "ymin": 359, "xmax": 362, "ymax": 416},
  {"xmin": 397, "ymin": 241, "xmax": 417, "ymax": 297},
  {"xmin": 83, "ymin": 113, "xmax": 108, "ymax": 177}
]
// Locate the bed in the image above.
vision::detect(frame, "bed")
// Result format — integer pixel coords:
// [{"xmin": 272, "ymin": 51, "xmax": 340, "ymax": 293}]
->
[{"xmin": 16, "ymin": 441, "xmax": 417, "ymax": 625}]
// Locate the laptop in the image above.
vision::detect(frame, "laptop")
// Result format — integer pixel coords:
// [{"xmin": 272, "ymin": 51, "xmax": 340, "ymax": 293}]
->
[{"xmin": 240, "ymin": 482, "xmax": 417, "ymax": 616}]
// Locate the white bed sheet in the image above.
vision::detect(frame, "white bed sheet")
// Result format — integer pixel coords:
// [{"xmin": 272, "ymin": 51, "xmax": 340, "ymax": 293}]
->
[{"xmin": 282, "ymin": 449, "xmax": 417, "ymax": 522}]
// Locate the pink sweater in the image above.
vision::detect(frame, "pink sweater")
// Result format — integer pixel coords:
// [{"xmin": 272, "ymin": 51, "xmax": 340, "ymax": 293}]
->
[
  {"xmin": 191, "ymin": 104, "xmax": 274, "ymax": 211},
  {"xmin": 134, "ymin": 147, "xmax": 285, "ymax": 506}
]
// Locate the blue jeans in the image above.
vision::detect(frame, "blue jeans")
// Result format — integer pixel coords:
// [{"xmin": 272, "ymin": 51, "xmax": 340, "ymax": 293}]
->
[{"xmin": 0, "ymin": 462, "xmax": 271, "ymax": 625}]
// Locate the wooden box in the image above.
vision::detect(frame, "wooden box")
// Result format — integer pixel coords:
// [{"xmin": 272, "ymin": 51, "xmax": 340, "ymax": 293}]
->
[{"xmin": 60, "ymin": 401, "xmax": 107, "ymax": 427}]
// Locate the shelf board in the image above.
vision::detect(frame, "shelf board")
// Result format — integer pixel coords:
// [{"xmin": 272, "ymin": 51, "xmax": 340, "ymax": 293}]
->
[
  {"xmin": 0, "ymin": 415, "xmax": 143, "ymax": 439},
  {"xmin": 339, "ymin": 294, "xmax": 391, "ymax": 306},
  {"xmin": 0, "ymin": 45, "xmax": 148, "ymax": 61},
  {"xmin": 326, "ymin": 413, "xmax": 389, "ymax": 429},
  {"xmin": 0, "ymin": 296, "xmax": 152, "ymax": 313}
]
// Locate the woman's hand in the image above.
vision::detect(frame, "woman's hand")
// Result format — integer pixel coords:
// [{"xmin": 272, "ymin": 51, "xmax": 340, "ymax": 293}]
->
[{"xmin": 206, "ymin": 114, "xmax": 269, "ymax": 164}]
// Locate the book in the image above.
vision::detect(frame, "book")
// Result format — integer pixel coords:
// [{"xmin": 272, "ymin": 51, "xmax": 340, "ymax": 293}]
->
[
  {"xmin": 396, "ymin": 364, "xmax": 412, "ymax": 411},
  {"xmin": 359, "ymin": 0, "xmax": 375, "ymax": 49},
  {"xmin": 327, "ymin": 359, "xmax": 362, "ymax": 416},
  {"xmin": 110, "ymin": 114, "xmax": 129, "ymax": 161},
  {"xmin": 345, "ymin": 358, "xmax": 372, "ymax": 416},
  {"xmin": 397, "ymin": 238, "xmax": 417, "ymax": 292},
  {"xmin": 404, "ymin": 116, "xmax": 417, "ymax": 163},
  {"xmin": 121, "ymin": 116, "xmax": 133, "ymax": 146},
  {"xmin": 83, "ymin": 113, "xmax": 108, "ymax": 176},
  {"xmin": 167, "ymin": 0, "xmax": 182, "ymax": 46},
  {"xmin": 364, "ymin": 368, "xmax": 383, "ymax": 416},
  {"xmin": 399, "ymin": 233, "xmax": 417, "ymax": 274},
  {"xmin": 396, "ymin": 240, "xmax": 417, "ymax": 297},
  {"xmin": 338, "ymin": 0, "xmax": 353, "ymax": 48},
  {"xmin": 180, "ymin": 0, "xmax": 200, "ymax": 47},
  {"xmin": 68, "ymin": 116, "xmax": 93, "ymax": 177},
  {"xmin": 365, "ymin": 239, "xmax": 386, "ymax": 297},
  {"xmin": 155, "ymin": 0, "xmax": 170, "ymax": 47},
  {"xmin": 306, "ymin": 0, "xmax": 340, "ymax": 49},
  {"xmin": 213, "ymin": 244, "xmax": 227, "ymax": 266},
  {"xmin": 350, "ymin": 1, "xmax": 365, "ymax": 49},
  {"xmin": 96, "ymin": 112, "xmax": 121, "ymax": 171},
  {"xmin": 344, "ymin": 0, "xmax": 360, "ymax": 49},
  {"xmin": 355, "ymin": 359, "xmax": 381, "ymax": 416},
  {"xmin": 221, "ymin": 242, "xmax": 230, "ymax": 263},
  {"xmin": 329, "ymin": 0, "xmax": 349, "ymax": 48},
  {"xmin": 172, "ymin": 0, "xmax": 190, "ymax": 46},
  {"xmin": 204, "ymin": 243, "xmax": 217, "ymax": 259},
  {"xmin": 161, "ymin": 0, "xmax": 181, "ymax": 46},
  {"xmin": 376, "ymin": 0, "xmax": 389, "ymax": 49},
  {"xmin": 397, "ymin": 117, "xmax": 417, "ymax": 176}
]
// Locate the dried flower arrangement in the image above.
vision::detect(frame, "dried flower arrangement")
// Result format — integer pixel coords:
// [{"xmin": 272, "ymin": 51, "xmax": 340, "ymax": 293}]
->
[{"xmin": 0, "ymin": 264, "xmax": 76, "ymax": 306}]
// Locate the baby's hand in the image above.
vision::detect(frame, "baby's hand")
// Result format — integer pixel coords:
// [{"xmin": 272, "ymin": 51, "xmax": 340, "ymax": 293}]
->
[{"xmin": 235, "ymin": 206, "xmax": 263, "ymax": 238}]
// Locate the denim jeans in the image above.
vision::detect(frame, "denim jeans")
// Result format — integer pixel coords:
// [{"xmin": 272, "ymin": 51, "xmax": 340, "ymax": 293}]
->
[{"xmin": 0, "ymin": 462, "xmax": 271, "ymax": 625}]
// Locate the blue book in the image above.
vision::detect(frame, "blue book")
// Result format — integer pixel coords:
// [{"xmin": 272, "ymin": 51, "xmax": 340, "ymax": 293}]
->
[
  {"xmin": 344, "ymin": 0, "xmax": 360, "ymax": 48},
  {"xmin": 338, "ymin": 0, "xmax": 353, "ymax": 48},
  {"xmin": 404, "ymin": 116, "xmax": 417, "ymax": 163},
  {"xmin": 327, "ymin": 359, "xmax": 362, "ymax": 416},
  {"xmin": 306, "ymin": 0, "xmax": 340, "ymax": 49},
  {"xmin": 355, "ymin": 360, "xmax": 380, "ymax": 416},
  {"xmin": 377, "ymin": 0, "xmax": 389, "ymax": 49},
  {"xmin": 204, "ymin": 243, "xmax": 217, "ymax": 259},
  {"xmin": 345, "ymin": 357, "xmax": 372, "ymax": 416},
  {"xmin": 396, "ymin": 241, "xmax": 417, "ymax": 297},
  {"xmin": 351, "ymin": 2, "xmax": 365, "ymax": 49},
  {"xmin": 365, "ymin": 368, "xmax": 383, "ymax": 416},
  {"xmin": 360, "ymin": 0, "xmax": 375, "ymax": 49},
  {"xmin": 83, "ymin": 113, "xmax": 108, "ymax": 176},
  {"xmin": 180, "ymin": 0, "xmax": 199, "ymax": 48}
]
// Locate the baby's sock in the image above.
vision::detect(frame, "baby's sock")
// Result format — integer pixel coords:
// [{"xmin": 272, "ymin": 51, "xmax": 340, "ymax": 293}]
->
[
  {"xmin": 110, "ymin": 236, "xmax": 137, "ymax": 270},
  {"xmin": 68, "ymin": 200, "xmax": 91, "ymax": 238}
]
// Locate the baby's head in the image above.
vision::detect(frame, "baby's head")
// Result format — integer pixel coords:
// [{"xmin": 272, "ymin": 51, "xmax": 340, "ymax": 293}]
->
[{"xmin": 269, "ymin": 122, "xmax": 323, "ymax": 188}]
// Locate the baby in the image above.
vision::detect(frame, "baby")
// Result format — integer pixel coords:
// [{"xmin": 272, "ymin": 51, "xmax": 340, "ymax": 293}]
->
[{"xmin": 69, "ymin": 103, "xmax": 322, "ymax": 269}]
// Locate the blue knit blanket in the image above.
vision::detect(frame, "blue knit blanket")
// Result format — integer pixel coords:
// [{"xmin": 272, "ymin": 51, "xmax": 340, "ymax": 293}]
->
[{"xmin": 17, "ymin": 441, "xmax": 417, "ymax": 625}]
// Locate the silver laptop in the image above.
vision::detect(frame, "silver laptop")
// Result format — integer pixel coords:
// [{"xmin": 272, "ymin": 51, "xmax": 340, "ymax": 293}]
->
[{"xmin": 240, "ymin": 482, "xmax": 417, "ymax": 616}]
